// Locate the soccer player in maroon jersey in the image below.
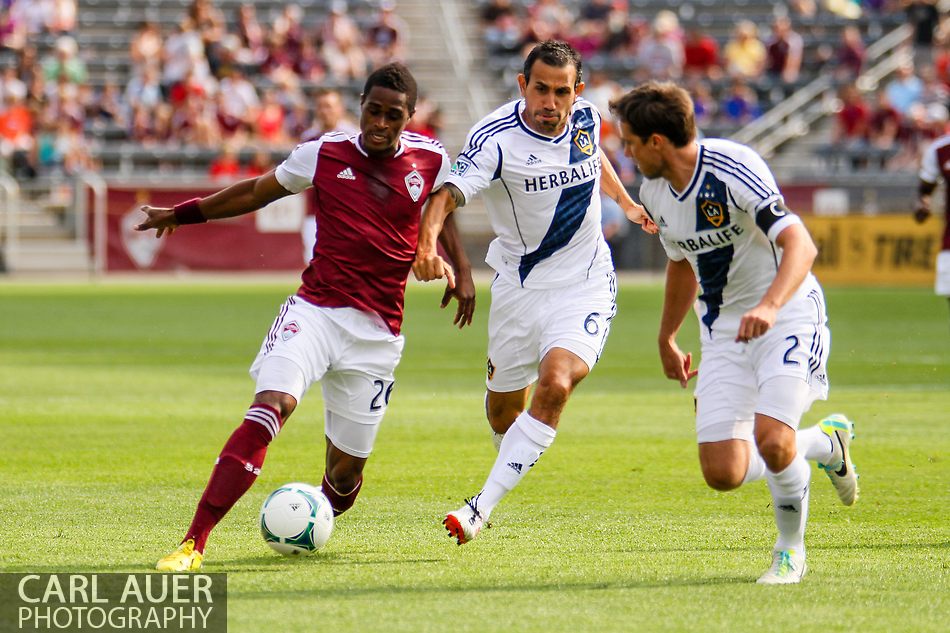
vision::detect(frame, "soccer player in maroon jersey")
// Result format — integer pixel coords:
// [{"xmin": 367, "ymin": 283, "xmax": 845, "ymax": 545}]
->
[
  {"xmin": 137, "ymin": 63, "xmax": 475, "ymax": 571},
  {"xmin": 914, "ymin": 131, "xmax": 950, "ymax": 317}
]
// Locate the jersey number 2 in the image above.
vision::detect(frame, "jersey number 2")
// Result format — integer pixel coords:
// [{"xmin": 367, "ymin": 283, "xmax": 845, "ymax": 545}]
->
[{"xmin": 783, "ymin": 336, "xmax": 800, "ymax": 366}]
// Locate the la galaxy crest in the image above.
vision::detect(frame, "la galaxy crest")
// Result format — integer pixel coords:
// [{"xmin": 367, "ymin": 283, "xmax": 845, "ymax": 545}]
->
[
  {"xmin": 695, "ymin": 173, "xmax": 730, "ymax": 231},
  {"xmin": 572, "ymin": 128, "xmax": 594, "ymax": 156},
  {"xmin": 700, "ymin": 199, "xmax": 726, "ymax": 227}
]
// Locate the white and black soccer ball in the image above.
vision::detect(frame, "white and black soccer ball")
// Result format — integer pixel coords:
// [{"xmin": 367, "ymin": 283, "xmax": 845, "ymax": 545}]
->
[{"xmin": 259, "ymin": 482, "xmax": 334, "ymax": 556}]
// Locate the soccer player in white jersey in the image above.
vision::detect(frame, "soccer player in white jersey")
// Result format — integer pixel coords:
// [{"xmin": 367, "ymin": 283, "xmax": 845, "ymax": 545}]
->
[
  {"xmin": 610, "ymin": 81, "xmax": 859, "ymax": 584},
  {"xmin": 413, "ymin": 40, "xmax": 655, "ymax": 545}
]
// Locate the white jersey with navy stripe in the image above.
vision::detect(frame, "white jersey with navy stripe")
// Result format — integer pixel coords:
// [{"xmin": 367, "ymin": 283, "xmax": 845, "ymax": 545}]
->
[
  {"xmin": 446, "ymin": 98, "xmax": 612, "ymax": 288},
  {"xmin": 640, "ymin": 138, "xmax": 823, "ymax": 338}
]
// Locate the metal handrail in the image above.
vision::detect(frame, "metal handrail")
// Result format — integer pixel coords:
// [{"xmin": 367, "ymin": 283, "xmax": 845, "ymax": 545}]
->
[
  {"xmin": 0, "ymin": 170, "xmax": 20, "ymax": 273},
  {"xmin": 733, "ymin": 7, "xmax": 932, "ymax": 158},
  {"xmin": 437, "ymin": 0, "xmax": 488, "ymax": 122}
]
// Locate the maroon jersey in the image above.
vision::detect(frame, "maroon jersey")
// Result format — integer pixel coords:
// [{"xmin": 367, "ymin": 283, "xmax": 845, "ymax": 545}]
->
[
  {"xmin": 275, "ymin": 131, "xmax": 450, "ymax": 334},
  {"xmin": 919, "ymin": 133, "xmax": 950, "ymax": 249}
]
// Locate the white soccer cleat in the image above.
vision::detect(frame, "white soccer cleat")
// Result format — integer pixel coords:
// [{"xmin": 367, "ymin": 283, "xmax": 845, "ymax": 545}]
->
[
  {"xmin": 817, "ymin": 413, "xmax": 859, "ymax": 506},
  {"xmin": 756, "ymin": 549, "xmax": 806, "ymax": 585},
  {"xmin": 443, "ymin": 496, "xmax": 485, "ymax": 545}
]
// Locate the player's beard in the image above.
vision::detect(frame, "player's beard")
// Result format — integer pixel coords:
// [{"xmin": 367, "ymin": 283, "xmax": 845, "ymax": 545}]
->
[{"xmin": 532, "ymin": 111, "xmax": 564, "ymax": 135}]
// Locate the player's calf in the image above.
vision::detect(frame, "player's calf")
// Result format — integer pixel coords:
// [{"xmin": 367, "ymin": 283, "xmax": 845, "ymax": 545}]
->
[{"xmin": 321, "ymin": 473, "xmax": 363, "ymax": 516}]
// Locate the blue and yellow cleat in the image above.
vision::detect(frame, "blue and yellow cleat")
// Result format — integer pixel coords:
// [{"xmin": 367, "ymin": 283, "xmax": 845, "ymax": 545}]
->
[
  {"xmin": 155, "ymin": 539, "xmax": 203, "ymax": 572},
  {"xmin": 817, "ymin": 413, "xmax": 859, "ymax": 506}
]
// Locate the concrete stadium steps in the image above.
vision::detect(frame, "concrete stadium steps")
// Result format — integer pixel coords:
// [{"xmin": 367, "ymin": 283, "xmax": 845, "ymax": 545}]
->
[
  {"xmin": 7, "ymin": 239, "xmax": 91, "ymax": 273},
  {"xmin": 397, "ymin": 0, "xmax": 496, "ymax": 240}
]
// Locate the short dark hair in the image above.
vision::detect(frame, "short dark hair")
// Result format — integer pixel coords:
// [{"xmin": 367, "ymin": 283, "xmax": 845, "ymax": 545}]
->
[
  {"xmin": 523, "ymin": 40, "xmax": 583, "ymax": 88},
  {"xmin": 609, "ymin": 81, "xmax": 696, "ymax": 147},
  {"xmin": 361, "ymin": 62, "xmax": 418, "ymax": 112}
]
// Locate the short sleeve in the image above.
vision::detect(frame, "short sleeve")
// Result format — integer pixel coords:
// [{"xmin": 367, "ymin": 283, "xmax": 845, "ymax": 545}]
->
[
  {"xmin": 275, "ymin": 141, "xmax": 321, "ymax": 194},
  {"xmin": 725, "ymin": 145, "xmax": 781, "ymax": 216},
  {"xmin": 431, "ymin": 149, "xmax": 451, "ymax": 191},
  {"xmin": 445, "ymin": 127, "xmax": 501, "ymax": 204},
  {"xmin": 719, "ymin": 145, "xmax": 799, "ymax": 242}
]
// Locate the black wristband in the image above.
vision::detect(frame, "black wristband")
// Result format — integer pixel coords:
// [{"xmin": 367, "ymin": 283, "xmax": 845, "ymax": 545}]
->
[{"xmin": 173, "ymin": 198, "xmax": 207, "ymax": 225}]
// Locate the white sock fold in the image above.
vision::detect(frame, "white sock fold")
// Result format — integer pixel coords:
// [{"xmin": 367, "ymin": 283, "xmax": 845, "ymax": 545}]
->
[
  {"xmin": 797, "ymin": 424, "xmax": 835, "ymax": 464},
  {"xmin": 766, "ymin": 454, "xmax": 811, "ymax": 553},
  {"xmin": 476, "ymin": 412, "xmax": 556, "ymax": 518},
  {"xmin": 743, "ymin": 450, "xmax": 767, "ymax": 484}
]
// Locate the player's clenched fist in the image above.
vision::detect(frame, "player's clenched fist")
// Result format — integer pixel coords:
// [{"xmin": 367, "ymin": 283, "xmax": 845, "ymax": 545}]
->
[{"xmin": 412, "ymin": 252, "xmax": 455, "ymax": 289}]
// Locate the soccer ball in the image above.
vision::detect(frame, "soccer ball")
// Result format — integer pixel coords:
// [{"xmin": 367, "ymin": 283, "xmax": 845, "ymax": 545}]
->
[{"xmin": 259, "ymin": 482, "xmax": 334, "ymax": 556}]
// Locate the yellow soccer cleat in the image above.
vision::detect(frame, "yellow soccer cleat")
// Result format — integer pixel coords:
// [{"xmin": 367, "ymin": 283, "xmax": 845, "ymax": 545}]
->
[{"xmin": 155, "ymin": 539, "xmax": 203, "ymax": 572}]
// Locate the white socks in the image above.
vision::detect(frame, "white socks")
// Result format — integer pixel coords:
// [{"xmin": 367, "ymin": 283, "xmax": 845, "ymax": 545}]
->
[
  {"xmin": 766, "ymin": 454, "xmax": 811, "ymax": 553},
  {"xmin": 743, "ymin": 450, "xmax": 767, "ymax": 483},
  {"xmin": 476, "ymin": 412, "xmax": 556, "ymax": 519},
  {"xmin": 744, "ymin": 425, "xmax": 835, "ymax": 486},
  {"xmin": 796, "ymin": 424, "xmax": 835, "ymax": 463}
]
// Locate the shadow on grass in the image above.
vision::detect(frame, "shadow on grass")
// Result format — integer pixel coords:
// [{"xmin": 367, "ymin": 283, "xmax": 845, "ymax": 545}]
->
[
  {"xmin": 229, "ymin": 575, "xmax": 752, "ymax": 599},
  {"xmin": 608, "ymin": 540, "xmax": 950, "ymax": 554},
  {"xmin": 4, "ymin": 540, "xmax": 943, "ymax": 575}
]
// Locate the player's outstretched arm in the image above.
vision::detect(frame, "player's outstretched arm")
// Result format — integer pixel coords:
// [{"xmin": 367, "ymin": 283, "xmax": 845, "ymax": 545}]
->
[
  {"xmin": 659, "ymin": 258, "xmax": 699, "ymax": 388},
  {"xmin": 135, "ymin": 171, "xmax": 293, "ymax": 238},
  {"xmin": 413, "ymin": 185, "xmax": 461, "ymax": 283},
  {"xmin": 436, "ymin": 213, "xmax": 476, "ymax": 328},
  {"xmin": 736, "ymin": 222, "xmax": 817, "ymax": 343},
  {"xmin": 599, "ymin": 148, "xmax": 657, "ymax": 234}
]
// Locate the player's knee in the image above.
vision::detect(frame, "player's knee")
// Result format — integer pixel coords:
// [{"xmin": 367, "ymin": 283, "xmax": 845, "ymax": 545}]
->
[
  {"xmin": 533, "ymin": 373, "xmax": 573, "ymax": 411},
  {"xmin": 702, "ymin": 466, "xmax": 744, "ymax": 491},
  {"xmin": 756, "ymin": 437, "xmax": 796, "ymax": 472}
]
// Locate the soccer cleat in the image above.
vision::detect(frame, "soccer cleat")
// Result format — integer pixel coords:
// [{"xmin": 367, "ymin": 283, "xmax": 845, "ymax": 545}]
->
[
  {"xmin": 443, "ymin": 496, "xmax": 485, "ymax": 545},
  {"xmin": 155, "ymin": 539, "xmax": 203, "ymax": 572},
  {"xmin": 817, "ymin": 413, "xmax": 859, "ymax": 506},
  {"xmin": 756, "ymin": 549, "xmax": 807, "ymax": 585}
]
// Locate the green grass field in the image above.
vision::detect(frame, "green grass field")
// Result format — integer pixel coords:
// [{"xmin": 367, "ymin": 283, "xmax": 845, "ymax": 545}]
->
[{"xmin": 0, "ymin": 280, "xmax": 947, "ymax": 632}]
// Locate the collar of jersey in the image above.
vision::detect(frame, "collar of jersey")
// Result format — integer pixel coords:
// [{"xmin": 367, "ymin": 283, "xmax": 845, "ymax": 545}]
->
[
  {"xmin": 353, "ymin": 134, "xmax": 405, "ymax": 158},
  {"xmin": 669, "ymin": 143, "xmax": 704, "ymax": 201},
  {"xmin": 515, "ymin": 100, "xmax": 570, "ymax": 144}
]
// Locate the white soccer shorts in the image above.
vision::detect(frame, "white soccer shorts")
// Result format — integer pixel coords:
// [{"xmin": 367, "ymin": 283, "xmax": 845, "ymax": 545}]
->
[
  {"xmin": 485, "ymin": 271, "xmax": 617, "ymax": 392},
  {"xmin": 694, "ymin": 304, "xmax": 831, "ymax": 443},
  {"xmin": 249, "ymin": 296, "xmax": 404, "ymax": 456}
]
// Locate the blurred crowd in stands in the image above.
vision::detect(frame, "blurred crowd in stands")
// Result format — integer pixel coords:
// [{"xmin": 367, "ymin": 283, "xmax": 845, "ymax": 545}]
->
[
  {"xmin": 481, "ymin": 0, "xmax": 950, "ymax": 181},
  {"xmin": 0, "ymin": 0, "xmax": 948, "ymax": 182},
  {"xmin": 0, "ymin": 0, "xmax": 444, "ymax": 179}
]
